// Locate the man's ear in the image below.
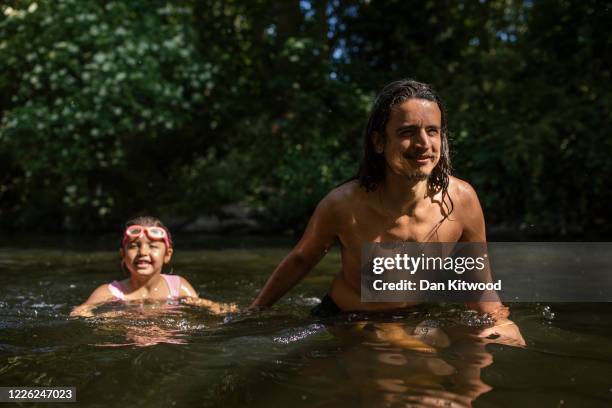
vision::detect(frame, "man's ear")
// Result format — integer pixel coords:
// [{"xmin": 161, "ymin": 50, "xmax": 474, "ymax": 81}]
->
[
  {"xmin": 119, "ymin": 248, "xmax": 124, "ymax": 259},
  {"xmin": 164, "ymin": 247, "xmax": 173, "ymax": 264},
  {"xmin": 372, "ymin": 131, "xmax": 385, "ymax": 154}
]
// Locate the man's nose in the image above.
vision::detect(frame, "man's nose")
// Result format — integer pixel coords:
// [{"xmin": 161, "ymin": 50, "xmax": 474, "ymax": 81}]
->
[{"xmin": 413, "ymin": 128, "xmax": 431, "ymax": 149}]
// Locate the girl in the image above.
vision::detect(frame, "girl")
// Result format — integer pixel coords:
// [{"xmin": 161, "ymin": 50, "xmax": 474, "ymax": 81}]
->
[{"xmin": 71, "ymin": 216, "xmax": 236, "ymax": 317}]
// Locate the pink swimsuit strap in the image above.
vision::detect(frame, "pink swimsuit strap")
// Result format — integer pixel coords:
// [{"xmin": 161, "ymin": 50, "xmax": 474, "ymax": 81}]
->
[
  {"xmin": 108, "ymin": 274, "xmax": 181, "ymax": 300},
  {"xmin": 108, "ymin": 280, "xmax": 126, "ymax": 300},
  {"xmin": 162, "ymin": 274, "xmax": 181, "ymax": 298}
]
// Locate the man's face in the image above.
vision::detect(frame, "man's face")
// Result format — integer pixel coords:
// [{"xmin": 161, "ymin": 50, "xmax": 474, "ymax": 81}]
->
[{"xmin": 373, "ymin": 98, "xmax": 442, "ymax": 181}]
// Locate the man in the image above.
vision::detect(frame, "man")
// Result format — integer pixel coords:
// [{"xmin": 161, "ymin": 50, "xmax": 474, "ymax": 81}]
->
[{"xmin": 251, "ymin": 79, "xmax": 514, "ymax": 324}]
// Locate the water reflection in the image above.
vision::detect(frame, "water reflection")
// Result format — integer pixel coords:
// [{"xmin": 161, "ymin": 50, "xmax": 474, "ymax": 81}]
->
[
  {"xmin": 82, "ymin": 302, "xmax": 217, "ymax": 347},
  {"xmin": 62, "ymin": 299, "xmax": 525, "ymax": 404},
  {"xmin": 3, "ymin": 246, "xmax": 609, "ymax": 407},
  {"xmin": 321, "ymin": 314, "xmax": 524, "ymax": 407},
  {"xmin": 94, "ymin": 324, "xmax": 188, "ymax": 347}
]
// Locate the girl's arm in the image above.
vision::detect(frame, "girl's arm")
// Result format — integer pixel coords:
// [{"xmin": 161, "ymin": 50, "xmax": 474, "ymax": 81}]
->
[
  {"xmin": 70, "ymin": 284, "xmax": 114, "ymax": 317},
  {"xmin": 178, "ymin": 277, "xmax": 238, "ymax": 314}
]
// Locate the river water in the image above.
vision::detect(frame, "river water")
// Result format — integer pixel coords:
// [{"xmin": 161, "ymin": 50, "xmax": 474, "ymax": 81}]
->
[{"xmin": 1, "ymin": 236, "xmax": 611, "ymax": 407}]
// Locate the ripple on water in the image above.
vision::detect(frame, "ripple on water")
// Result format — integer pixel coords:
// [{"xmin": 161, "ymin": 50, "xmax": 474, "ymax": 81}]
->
[{"xmin": 273, "ymin": 323, "xmax": 328, "ymax": 344}]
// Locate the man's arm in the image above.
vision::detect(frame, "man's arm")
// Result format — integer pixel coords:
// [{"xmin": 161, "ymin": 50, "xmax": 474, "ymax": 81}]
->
[
  {"xmin": 250, "ymin": 193, "xmax": 340, "ymax": 308},
  {"xmin": 456, "ymin": 180, "xmax": 525, "ymax": 346},
  {"xmin": 456, "ymin": 180, "xmax": 504, "ymax": 314}
]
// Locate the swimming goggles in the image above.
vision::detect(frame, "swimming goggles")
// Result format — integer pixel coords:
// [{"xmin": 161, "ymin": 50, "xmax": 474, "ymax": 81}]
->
[{"xmin": 122, "ymin": 225, "xmax": 171, "ymax": 248}]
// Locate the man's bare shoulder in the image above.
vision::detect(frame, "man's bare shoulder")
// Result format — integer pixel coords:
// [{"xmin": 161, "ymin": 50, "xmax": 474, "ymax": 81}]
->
[
  {"xmin": 447, "ymin": 176, "xmax": 480, "ymax": 209},
  {"xmin": 318, "ymin": 180, "xmax": 366, "ymax": 215},
  {"xmin": 447, "ymin": 176, "xmax": 485, "ymax": 237}
]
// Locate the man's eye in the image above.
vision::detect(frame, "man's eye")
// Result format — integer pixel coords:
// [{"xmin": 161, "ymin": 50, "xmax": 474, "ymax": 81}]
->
[{"xmin": 427, "ymin": 129, "xmax": 439, "ymax": 136}]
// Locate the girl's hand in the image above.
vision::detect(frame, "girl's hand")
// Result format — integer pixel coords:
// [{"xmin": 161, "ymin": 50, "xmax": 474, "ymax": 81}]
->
[
  {"xmin": 70, "ymin": 304, "xmax": 96, "ymax": 318},
  {"xmin": 182, "ymin": 297, "xmax": 239, "ymax": 314}
]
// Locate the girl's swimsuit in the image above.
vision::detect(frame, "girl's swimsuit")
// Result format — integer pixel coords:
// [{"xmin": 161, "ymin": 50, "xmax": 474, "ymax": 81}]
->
[{"xmin": 107, "ymin": 274, "xmax": 181, "ymax": 300}]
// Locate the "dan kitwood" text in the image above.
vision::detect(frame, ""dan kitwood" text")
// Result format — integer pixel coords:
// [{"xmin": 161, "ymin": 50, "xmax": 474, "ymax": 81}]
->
[{"xmin": 372, "ymin": 279, "xmax": 502, "ymax": 291}]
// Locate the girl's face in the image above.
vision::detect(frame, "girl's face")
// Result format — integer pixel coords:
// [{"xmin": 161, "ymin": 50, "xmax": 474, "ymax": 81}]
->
[{"xmin": 120, "ymin": 234, "xmax": 173, "ymax": 277}]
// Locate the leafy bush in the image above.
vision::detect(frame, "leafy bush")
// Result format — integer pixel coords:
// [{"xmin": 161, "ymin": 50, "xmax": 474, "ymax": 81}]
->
[{"xmin": 0, "ymin": 0, "xmax": 213, "ymax": 229}]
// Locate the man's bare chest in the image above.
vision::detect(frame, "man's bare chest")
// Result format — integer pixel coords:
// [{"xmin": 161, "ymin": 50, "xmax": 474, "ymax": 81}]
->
[{"xmin": 339, "ymin": 207, "xmax": 463, "ymax": 254}]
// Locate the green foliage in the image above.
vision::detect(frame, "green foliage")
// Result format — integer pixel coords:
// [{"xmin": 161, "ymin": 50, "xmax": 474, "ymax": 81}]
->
[
  {"xmin": 0, "ymin": 0, "xmax": 211, "ymax": 228},
  {"xmin": 0, "ymin": 0, "xmax": 610, "ymax": 235},
  {"xmin": 340, "ymin": 0, "xmax": 611, "ymax": 234},
  {"xmin": 255, "ymin": 80, "xmax": 371, "ymax": 225},
  {"xmin": 183, "ymin": 1, "xmax": 372, "ymax": 227}
]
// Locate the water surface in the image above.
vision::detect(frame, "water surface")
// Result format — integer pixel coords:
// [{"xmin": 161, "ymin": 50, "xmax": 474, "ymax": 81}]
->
[{"xmin": 1, "ymin": 237, "xmax": 611, "ymax": 407}]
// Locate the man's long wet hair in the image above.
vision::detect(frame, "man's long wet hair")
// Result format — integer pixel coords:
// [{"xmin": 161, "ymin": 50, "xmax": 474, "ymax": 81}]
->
[{"xmin": 356, "ymin": 79, "xmax": 453, "ymax": 215}]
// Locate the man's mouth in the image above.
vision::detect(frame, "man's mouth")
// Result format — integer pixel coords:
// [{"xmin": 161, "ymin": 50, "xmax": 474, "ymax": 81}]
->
[{"xmin": 405, "ymin": 154, "xmax": 434, "ymax": 164}]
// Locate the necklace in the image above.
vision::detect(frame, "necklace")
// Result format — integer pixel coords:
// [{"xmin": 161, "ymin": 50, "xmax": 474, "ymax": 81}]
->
[{"xmin": 376, "ymin": 187, "xmax": 442, "ymax": 243}]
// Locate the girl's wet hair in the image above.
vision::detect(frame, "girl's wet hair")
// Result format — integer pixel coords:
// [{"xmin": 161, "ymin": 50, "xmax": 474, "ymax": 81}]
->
[{"xmin": 122, "ymin": 216, "xmax": 173, "ymax": 248}]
